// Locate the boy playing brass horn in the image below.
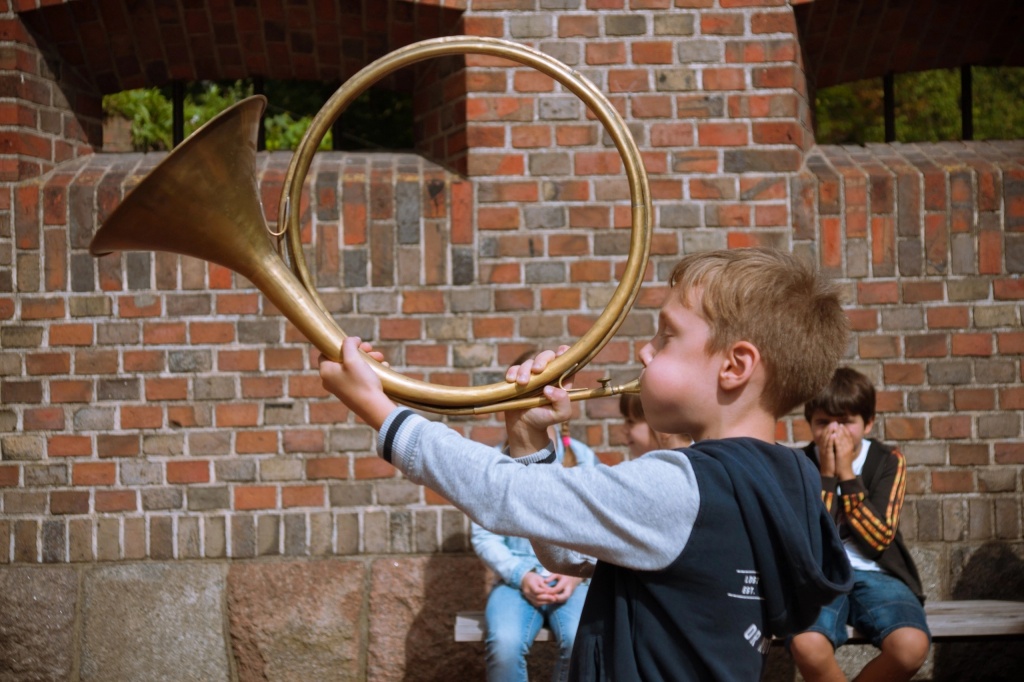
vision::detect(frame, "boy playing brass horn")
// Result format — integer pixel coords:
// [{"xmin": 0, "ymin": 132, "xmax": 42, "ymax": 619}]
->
[{"xmin": 319, "ymin": 247, "xmax": 854, "ymax": 681}]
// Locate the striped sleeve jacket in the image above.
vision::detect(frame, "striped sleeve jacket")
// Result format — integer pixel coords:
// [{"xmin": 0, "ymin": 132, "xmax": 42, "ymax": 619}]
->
[{"xmin": 804, "ymin": 439, "xmax": 925, "ymax": 601}]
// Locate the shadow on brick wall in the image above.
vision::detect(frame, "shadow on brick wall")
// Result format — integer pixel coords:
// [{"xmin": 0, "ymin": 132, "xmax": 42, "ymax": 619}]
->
[{"xmin": 932, "ymin": 542, "xmax": 1024, "ymax": 682}]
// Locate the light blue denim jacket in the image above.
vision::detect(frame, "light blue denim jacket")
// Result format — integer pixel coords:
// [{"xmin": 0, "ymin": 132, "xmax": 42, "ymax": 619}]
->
[{"xmin": 470, "ymin": 429, "xmax": 598, "ymax": 589}]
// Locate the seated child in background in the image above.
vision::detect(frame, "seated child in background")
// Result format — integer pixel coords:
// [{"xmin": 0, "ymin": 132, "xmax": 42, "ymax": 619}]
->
[
  {"xmin": 471, "ymin": 419, "xmax": 597, "ymax": 682},
  {"xmin": 789, "ymin": 367, "xmax": 930, "ymax": 682},
  {"xmin": 319, "ymin": 247, "xmax": 854, "ymax": 681},
  {"xmin": 619, "ymin": 392, "xmax": 691, "ymax": 457}
]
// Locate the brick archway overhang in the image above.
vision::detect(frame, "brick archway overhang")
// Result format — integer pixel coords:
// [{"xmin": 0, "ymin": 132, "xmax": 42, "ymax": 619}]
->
[
  {"xmin": 795, "ymin": 0, "xmax": 1024, "ymax": 90},
  {"xmin": 9, "ymin": 0, "xmax": 469, "ymax": 177},
  {"xmin": 14, "ymin": 0, "xmax": 464, "ymax": 90}
]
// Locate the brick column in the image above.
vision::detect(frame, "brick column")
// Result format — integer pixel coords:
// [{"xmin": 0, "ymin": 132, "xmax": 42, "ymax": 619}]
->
[{"xmin": 0, "ymin": 2, "xmax": 100, "ymax": 182}]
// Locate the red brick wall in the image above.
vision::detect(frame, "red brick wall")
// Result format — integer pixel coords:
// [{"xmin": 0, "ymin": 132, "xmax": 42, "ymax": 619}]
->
[
  {"xmin": 1, "ymin": 0, "xmax": 1019, "ymax": 578},
  {"xmin": 2, "ymin": 151, "xmax": 487, "ymax": 564},
  {"xmin": 793, "ymin": 141, "xmax": 1024, "ymax": 558},
  {"xmin": 1, "ymin": 1, "xmax": 1022, "ymax": 678},
  {"xmin": 0, "ymin": 1, "xmax": 100, "ymax": 181}
]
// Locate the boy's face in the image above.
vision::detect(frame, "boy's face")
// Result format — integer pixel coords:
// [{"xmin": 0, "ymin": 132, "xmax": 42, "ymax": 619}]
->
[
  {"xmin": 807, "ymin": 409, "xmax": 874, "ymax": 454},
  {"xmin": 637, "ymin": 292, "xmax": 720, "ymax": 439}
]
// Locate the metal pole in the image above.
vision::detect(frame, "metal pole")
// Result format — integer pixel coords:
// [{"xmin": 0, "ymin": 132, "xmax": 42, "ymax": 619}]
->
[
  {"xmin": 252, "ymin": 77, "xmax": 266, "ymax": 151},
  {"xmin": 883, "ymin": 72, "xmax": 895, "ymax": 142},
  {"xmin": 961, "ymin": 65, "xmax": 973, "ymax": 141},
  {"xmin": 172, "ymin": 81, "xmax": 184, "ymax": 147}
]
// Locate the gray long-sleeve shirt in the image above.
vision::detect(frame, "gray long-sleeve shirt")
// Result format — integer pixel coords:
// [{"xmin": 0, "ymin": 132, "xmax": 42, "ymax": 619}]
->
[{"xmin": 378, "ymin": 408, "xmax": 701, "ymax": 574}]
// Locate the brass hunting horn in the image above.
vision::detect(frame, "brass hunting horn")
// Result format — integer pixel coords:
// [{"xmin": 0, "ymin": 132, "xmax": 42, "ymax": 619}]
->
[{"xmin": 90, "ymin": 36, "xmax": 651, "ymax": 416}]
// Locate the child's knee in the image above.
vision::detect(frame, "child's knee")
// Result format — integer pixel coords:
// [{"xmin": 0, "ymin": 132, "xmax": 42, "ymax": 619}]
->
[
  {"xmin": 485, "ymin": 621, "xmax": 533, "ymax": 660},
  {"xmin": 881, "ymin": 627, "xmax": 929, "ymax": 671},
  {"xmin": 789, "ymin": 631, "xmax": 835, "ymax": 667},
  {"xmin": 485, "ymin": 631, "xmax": 531, "ymax": 663}
]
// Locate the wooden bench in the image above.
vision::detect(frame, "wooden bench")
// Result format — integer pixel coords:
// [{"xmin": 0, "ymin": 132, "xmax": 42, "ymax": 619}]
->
[
  {"xmin": 455, "ymin": 600, "xmax": 1024, "ymax": 644},
  {"xmin": 913, "ymin": 600, "xmax": 1024, "ymax": 641}
]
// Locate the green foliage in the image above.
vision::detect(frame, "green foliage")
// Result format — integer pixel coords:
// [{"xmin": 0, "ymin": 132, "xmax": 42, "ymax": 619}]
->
[
  {"xmin": 102, "ymin": 81, "xmax": 254, "ymax": 152},
  {"xmin": 263, "ymin": 111, "xmax": 332, "ymax": 152},
  {"xmin": 973, "ymin": 67, "xmax": 1024, "ymax": 141},
  {"xmin": 814, "ymin": 78, "xmax": 885, "ymax": 145},
  {"xmin": 262, "ymin": 80, "xmax": 333, "ymax": 151},
  {"xmin": 179, "ymin": 80, "xmax": 253, "ymax": 138},
  {"xmin": 894, "ymin": 69, "xmax": 961, "ymax": 142},
  {"xmin": 102, "ymin": 88, "xmax": 173, "ymax": 151},
  {"xmin": 814, "ymin": 67, "xmax": 1024, "ymax": 145},
  {"xmin": 102, "ymin": 79, "xmax": 411, "ymax": 153}
]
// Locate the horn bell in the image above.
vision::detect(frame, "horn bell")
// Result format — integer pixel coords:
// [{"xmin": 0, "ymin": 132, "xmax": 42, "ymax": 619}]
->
[
  {"xmin": 89, "ymin": 95, "xmax": 349, "ymax": 361},
  {"xmin": 91, "ymin": 96, "xmax": 270, "ymax": 275}
]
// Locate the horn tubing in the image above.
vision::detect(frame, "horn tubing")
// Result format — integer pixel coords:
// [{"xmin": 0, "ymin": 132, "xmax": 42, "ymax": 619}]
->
[
  {"xmin": 281, "ymin": 36, "xmax": 652, "ymax": 412},
  {"xmin": 468, "ymin": 378, "xmax": 641, "ymax": 417},
  {"xmin": 90, "ymin": 38, "xmax": 651, "ymax": 414}
]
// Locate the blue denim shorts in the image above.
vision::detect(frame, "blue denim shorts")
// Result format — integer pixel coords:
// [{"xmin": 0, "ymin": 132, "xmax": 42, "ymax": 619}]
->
[{"xmin": 806, "ymin": 569, "xmax": 930, "ymax": 649}]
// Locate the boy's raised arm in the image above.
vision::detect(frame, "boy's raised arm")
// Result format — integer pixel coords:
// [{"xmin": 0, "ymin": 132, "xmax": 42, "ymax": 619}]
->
[
  {"xmin": 319, "ymin": 339, "xmax": 567, "ymax": 457},
  {"xmin": 318, "ymin": 336, "xmax": 397, "ymax": 430},
  {"xmin": 318, "ymin": 343, "xmax": 702, "ymax": 571}
]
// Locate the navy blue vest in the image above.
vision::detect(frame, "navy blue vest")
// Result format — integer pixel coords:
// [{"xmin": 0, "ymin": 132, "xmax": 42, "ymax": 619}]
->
[{"xmin": 569, "ymin": 450, "xmax": 771, "ymax": 681}]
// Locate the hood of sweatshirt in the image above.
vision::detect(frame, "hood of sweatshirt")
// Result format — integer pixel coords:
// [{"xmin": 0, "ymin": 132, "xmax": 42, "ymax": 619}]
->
[{"xmin": 692, "ymin": 437, "xmax": 854, "ymax": 637}]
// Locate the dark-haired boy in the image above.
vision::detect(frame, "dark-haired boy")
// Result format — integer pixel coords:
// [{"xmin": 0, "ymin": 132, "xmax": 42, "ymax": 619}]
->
[
  {"xmin": 319, "ymin": 248, "xmax": 854, "ymax": 681},
  {"xmin": 790, "ymin": 367, "xmax": 930, "ymax": 682}
]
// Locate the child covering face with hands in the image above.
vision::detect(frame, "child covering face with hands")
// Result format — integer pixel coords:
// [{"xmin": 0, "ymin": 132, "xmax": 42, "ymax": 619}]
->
[{"xmin": 789, "ymin": 367, "xmax": 929, "ymax": 682}]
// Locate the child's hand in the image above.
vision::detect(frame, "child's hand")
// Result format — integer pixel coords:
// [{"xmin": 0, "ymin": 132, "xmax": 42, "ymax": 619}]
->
[
  {"xmin": 816, "ymin": 422, "xmax": 857, "ymax": 480},
  {"xmin": 520, "ymin": 571, "xmax": 557, "ymax": 607},
  {"xmin": 504, "ymin": 346, "xmax": 573, "ymax": 458},
  {"xmin": 318, "ymin": 336, "xmax": 396, "ymax": 430},
  {"xmin": 546, "ymin": 574, "xmax": 583, "ymax": 604},
  {"xmin": 504, "ymin": 347, "xmax": 564, "ymax": 388},
  {"xmin": 832, "ymin": 423, "xmax": 857, "ymax": 481},
  {"xmin": 815, "ymin": 425, "xmax": 837, "ymax": 477}
]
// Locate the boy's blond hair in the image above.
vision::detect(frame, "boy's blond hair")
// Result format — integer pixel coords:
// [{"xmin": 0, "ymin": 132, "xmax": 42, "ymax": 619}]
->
[{"xmin": 669, "ymin": 248, "xmax": 848, "ymax": 418}]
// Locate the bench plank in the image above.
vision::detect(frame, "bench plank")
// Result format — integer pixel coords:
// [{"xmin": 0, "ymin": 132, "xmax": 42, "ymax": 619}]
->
[
  {"xmin": 455, "ymin": 600, "xmax": 1024, "ymax": 643},
  {"xmin": 923, "ymin": 600, "xmax": 1024, "ymax": 639},
  {"xmin": 455, "ymin": 611, "xmax": 552, "ymax": 642}
]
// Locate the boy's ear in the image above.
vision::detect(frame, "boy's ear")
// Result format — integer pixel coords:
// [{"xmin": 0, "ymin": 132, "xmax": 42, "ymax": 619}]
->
[{"xmin": 719, "ymin": 340, "xmax": 760, "ymax": 390}]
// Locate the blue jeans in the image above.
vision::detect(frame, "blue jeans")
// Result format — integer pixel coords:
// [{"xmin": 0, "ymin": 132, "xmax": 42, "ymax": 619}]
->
[
  {"xmin": 806, "ymin": 569, "xmax": 930, "ymax": 649},
  {"xmin": 483, "ymin": 581, "xmax": 589, "ymax": 682}
]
